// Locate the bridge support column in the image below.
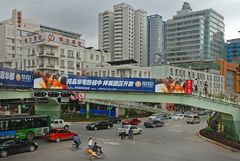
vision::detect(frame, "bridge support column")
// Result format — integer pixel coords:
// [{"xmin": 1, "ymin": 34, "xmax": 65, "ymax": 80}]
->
[
  {"xmin": 232, "ymin": 112, "xmax": 240, "ymax": 141},
  {"xmin": 35, "ymin": 99, "xmax": 61, "ymax": 119},
  {"xmin": 222, "ymin": 112, "xmax": 240, "ymax": 141}
]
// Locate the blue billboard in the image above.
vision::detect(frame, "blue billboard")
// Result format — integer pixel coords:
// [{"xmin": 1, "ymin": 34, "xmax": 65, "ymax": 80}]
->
[
  {"xmin": 0, "ymin": 67, "xmax": 34, "ymax": 88},
  {"xmin": 67, "ymin": 76, "xmax": 155, "ymax": 93}
]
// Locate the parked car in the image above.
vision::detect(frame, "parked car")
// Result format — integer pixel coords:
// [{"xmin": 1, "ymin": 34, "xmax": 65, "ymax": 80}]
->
[
  {"xmin": 0, "ymin": 140, "xmax": 38, "ymax": 158},
  {"xmin": 148, "ymin": 113, "xmax": 166, "ymax": 120},
  {"xmin": 198, "ymin": 111, "xmax": 206, "ymax": 116},
  {"xmin": 183, "ymin": 111, "xmax": 192, "ymax": 117},
  {"xmin": 117, "ymin": 125, "xmax": 143, "ymax": 135},
  {"xmin": 144, "ymin": 120, "xmax": 164, "ymax": 128},
  {"xmin": 171, "ymin": 114, "xmax": 185, "ymax": 120},
  {"xmin": 122, "ymin": 118, "xmax": 141, "ymax": 125},
  {"xmin": 45, "ymin": 129, "xmax": 77, "ymax": 142},
  {"xmin": 50, "ymin": 119, "xmax": 71, "ymax": 130},
  {"xmin": 86, "ymin": 121, "xmax": 113, "ymax": 130},
  {"xmin": 186, "ymin": 115, "xmax": 201, "ymax": 124},
  {"xmin": 107, "ymin": 117, "xmax": 122, "ymax": 124}
]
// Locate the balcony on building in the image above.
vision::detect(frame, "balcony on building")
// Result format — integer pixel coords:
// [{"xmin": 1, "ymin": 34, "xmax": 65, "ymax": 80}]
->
[
  {"xmin": 38, "ymin": 50, "xmax": 58, "ymax": 57},
  {"xmin": 37, "ymin": 63, "xmax": 58, "ymax": 70}
]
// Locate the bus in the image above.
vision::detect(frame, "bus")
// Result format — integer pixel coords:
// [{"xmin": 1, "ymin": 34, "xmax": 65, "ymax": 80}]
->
[{"xmin": 0, "ymin": 115, "xmax": 50, "ymax": 141}]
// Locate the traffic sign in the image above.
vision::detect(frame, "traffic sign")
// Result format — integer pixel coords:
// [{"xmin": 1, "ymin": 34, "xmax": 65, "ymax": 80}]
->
[{"xmin": 76, "ymin": 92, "xmax": 86, "ymax": 101}]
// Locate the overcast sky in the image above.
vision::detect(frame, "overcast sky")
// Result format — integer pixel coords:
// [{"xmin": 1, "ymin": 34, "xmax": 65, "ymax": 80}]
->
[{"xmin": 0, "ymin": 0, "xmax": 240, "ymax": 47}]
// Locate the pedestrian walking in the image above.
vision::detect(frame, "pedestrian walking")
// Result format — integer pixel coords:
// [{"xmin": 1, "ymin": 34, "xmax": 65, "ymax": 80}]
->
[
  {"xmin": 193, "ymin": 78, "xmax": 198, "ymax": 92},
  {"xmin": 128, "ymin": 127, "xmax": 134, "ymax": 140},
  {"xmin": 120, "ymin": 126, "xmax": 126, "ymax": 140},
  {"xmin": 204, "ymin": 81, "xmax": 208, "ymax": 96}
]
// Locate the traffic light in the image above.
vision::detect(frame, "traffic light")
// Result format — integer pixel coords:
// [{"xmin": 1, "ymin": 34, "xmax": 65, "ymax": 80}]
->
[
  {"xmin": 33, "ymin": 91, "xmax": 47, "ymax": 97},
  {"xmin": 60, "ymin": 92, "xmax": 72, "ymax": 97},
  {"xmin": 47, "ymin": 91, "xmax": 60, "ymax": 97}
]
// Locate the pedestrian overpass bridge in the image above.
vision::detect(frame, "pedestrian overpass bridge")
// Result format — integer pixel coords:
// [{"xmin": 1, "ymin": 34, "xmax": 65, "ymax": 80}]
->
[{"xmin": 1, "ymin": 89, "xmax": 240, "ymax": 141}]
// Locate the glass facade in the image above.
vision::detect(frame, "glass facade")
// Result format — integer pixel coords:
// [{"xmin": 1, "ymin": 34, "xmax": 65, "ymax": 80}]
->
[
  {"xmin": 165, "ymin": 3, "xmax": 225, "ymax": 64},
  {"xmin": 147, "ymin": 14, "xmax": 165, "ymax": 66},
  {"xmin": 226, "ymin": 38, "xmax": 240, "ymax": 64},
  {"xmin": 226, "ymin": 70, "xmax": 234, "ymax": 92}
]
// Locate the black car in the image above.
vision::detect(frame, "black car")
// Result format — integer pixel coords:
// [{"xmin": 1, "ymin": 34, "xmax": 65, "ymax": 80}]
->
[
  {"xmin": 0, "ymin": 140, "xmax": 38, "ymax": 157},
  {"xmin": 144, "ymin": 120, "xmax": 164, "ymax": 128},
  {"xmin": 86, "ymin": 121, "xmax": 113, "ymax": 130},
  {"xmin": 107, "ymin": 117, "xmax": 122, "ymax": 124}
]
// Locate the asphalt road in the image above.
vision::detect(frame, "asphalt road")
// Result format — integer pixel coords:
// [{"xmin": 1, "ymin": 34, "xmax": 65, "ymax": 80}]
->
[{"xmin": 4, "ymin": 116, "xmax": 240, "ymax": 161}]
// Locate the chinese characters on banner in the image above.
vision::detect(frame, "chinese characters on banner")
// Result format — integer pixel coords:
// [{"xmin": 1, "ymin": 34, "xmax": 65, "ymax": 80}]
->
[
  {"xmin": 23, "ymin": 32, "xmax": 83, "ymax": 47},
  {"xmin": 185, "ymin": 80, "xmax": 193, "ymax": 95},
  {"xmin": 67, "ymin": 76, "xmax": 155, "ymax": 93},
  {"xmin": 17, "ymin": 11, "xmax": 22, "ymax": 29},
  {"xmin": 0, "ymin": 67, "xmax": 33, "ymax": 88}
]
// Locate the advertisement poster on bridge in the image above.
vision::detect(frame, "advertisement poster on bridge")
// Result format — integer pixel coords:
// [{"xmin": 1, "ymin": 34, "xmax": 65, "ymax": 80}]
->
[
  {"xmin": 155, "ymin": 77, "xmax": 188, "ymax": 94},
  {"xmin": 67, "ymin": 75, "xmax": 156, "ymax": 93},
  {"xmin": 33, "ymin": 72, "xmax": 68, "ymax": 89},
  {"xmin": 185, "ymin": 80, "xmax": 193, "ymax": 95},
  {"xmin": 33, "ymin": 72, "xmax": 155, "ymax": 92},
  {"xmin": 0, "ymin": 67, "xmax": 34, "ymax": 88}
]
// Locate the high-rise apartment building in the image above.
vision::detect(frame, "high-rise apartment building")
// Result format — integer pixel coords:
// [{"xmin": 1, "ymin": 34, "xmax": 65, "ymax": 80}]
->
[
  {"xmin": 98, "ymin": 11, "xmax": 114, "ymax": 59},
  {"xmin": 134, "ymin": 9, "xmax": 148, "ymax": 67},
  {"xmin": 98, "ymin": 3, "xmax": 148, "ymax": 67},
  {"xmin": 147, "ymin": 14, "xmax": 165, "ymax": 66},
  {"xmin": 165, "ymin": 2, "xmax": 225, "ymax": 64}
]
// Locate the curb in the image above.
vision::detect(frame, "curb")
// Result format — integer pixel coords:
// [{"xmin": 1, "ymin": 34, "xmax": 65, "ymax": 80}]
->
[{"xmin": 198, "ymin": 131, "xmax": 240, "ymax": 152}]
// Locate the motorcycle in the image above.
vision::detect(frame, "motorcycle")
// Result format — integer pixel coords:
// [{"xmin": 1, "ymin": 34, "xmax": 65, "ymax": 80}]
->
[{"xmin": 84, "ymin": 147, "xmax": 104, "ymax": 160}]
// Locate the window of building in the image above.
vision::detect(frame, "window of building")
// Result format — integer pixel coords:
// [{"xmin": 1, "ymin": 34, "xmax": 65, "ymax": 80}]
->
[
  {"xmin": 139, "ymin": 72, "xmax": 142, "ymax": 78},
  {"xmin": 67, "ymin": 50, "xmax": 74, "ymax": 58},
  {"xmin": 32, "ymin": 59, "xmax": 35, "ymax": 66},
  {"xmin": 28, "ymin": 60, "xmax": 31, "ymax": 66},
  {"xmin": 90, "ymin": 54, "xmax": 94, "ymax": 60},
  {"xmin": 170, "ymin": 68, "xmax": 173, "ymax": 75},
  {"xmin": 60, "ymin": 60, "xmax": 65, "ymax": 67},
  {"xmin": 76, "ymin": 62, "xmax": 81, "ymax": 69},
  {"xmin": 175, "ymin": 69, "xmax": 178, "ymax": 76},
  {"xmin": 76, "ymin": 52, "xmax": 80, "ymax": 58},
  {"xmin": 67, "ymin": 61, "xmax": 74, "ymax": 68},
  {"xmin": 60, "ymin": 49, "xmax": 65, "ymax": 56},
  {"xmin": 96, "ymin": 55, "xmax": 100, "ymax": 61},
  {"xmin": 15, "ymin": 62, "xmax": 18, "ymax": 68},
  {"xmin": 103, "ymin": 71, "xmax": 106, "ymax": 77},
  {"xmin": 111, "ymin": 71, "xmax": 115, "ymax": 77},
  {"xmin": 32, "ymin": 48, "xmax": 35, "ymax": 55}
]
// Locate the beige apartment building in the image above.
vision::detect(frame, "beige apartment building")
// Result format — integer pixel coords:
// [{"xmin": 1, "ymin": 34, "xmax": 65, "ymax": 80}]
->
[{"xmin": 0, "ymin": 9, "xmax": 110, "ymax": 75}]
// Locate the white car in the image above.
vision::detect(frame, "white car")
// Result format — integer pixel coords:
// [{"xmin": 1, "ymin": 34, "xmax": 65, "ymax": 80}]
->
[
  {"xmin": 171, "ymin": 114, "xmax": 184, "ymax": 120},
  {"xmin": 117, "ymin": 125, "xmax": 143, "ymax": 135},
  {"xmin": 148, "ymin": 113, "xmax": 166, "ymax": 120}
]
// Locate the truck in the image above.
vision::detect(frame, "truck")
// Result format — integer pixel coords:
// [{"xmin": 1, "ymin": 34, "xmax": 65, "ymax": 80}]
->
[{"xmin": 50, "ymin": 119, "xmax": 71, "ymax": 130}]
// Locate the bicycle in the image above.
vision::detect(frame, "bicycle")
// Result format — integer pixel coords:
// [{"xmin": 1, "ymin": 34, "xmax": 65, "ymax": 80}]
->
[{"xmin": 72, "ymin": 143, "xmax": 82, "ymax": 151}]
